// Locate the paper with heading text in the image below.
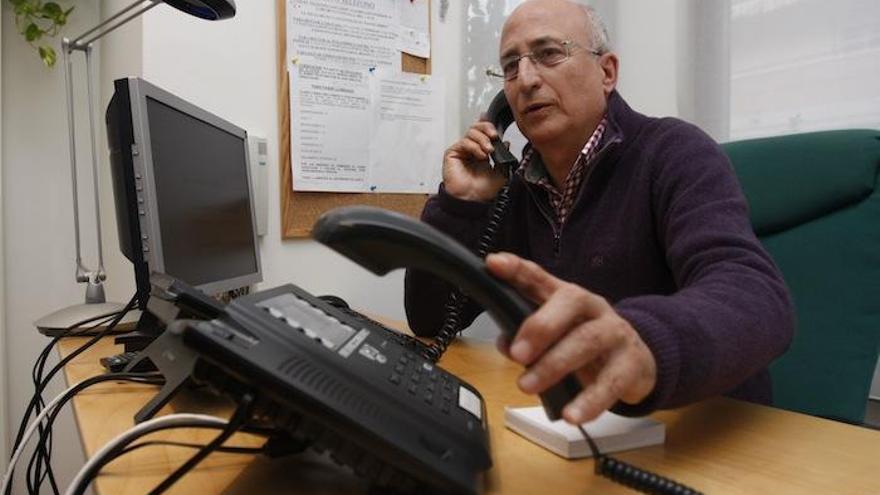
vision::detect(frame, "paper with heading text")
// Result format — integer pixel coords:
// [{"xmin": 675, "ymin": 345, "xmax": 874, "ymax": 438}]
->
[
  {"xmin": 287, "ymin": 0, "xmax": 401, "ymax": 72},
  {"xmin": 289, "ymin": 59, "xmax": 372, "ymax": 192}
]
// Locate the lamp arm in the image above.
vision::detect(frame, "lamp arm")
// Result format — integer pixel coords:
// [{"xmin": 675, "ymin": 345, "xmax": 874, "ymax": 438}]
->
[
  {"xmin": 72, "ymin": 0, "xmax": 161, "ymax": 49},
  {"xmin": 85, "ymin": 45, "xmax": 106, "ymax": 281},
  {"xmin": 61, "ymin": 38, "xmax": 90, "ymax": 284}
]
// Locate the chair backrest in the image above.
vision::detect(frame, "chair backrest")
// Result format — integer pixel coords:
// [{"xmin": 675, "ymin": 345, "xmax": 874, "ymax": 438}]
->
[{"xmin": 722, "ymin": 129, "xmax": 880, "ymax": 424}]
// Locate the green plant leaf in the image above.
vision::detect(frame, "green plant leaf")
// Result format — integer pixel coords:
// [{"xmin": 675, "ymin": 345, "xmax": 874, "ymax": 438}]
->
[
  {"xmin": 42, "ymin": 2, "xmax": 62, "ymax": 16},
  {"xmin": 25, "ymin": 22, "xmax": 43, "ymax": 42},
  {"xmin": 57, "ymin": 5, "xmax": 75, "ymax": 26},
  {"xmin": 38, "ymin": 46, "xmax": 57, "ymax": 67},
  {"xmin": 9, "ymin": 0, "xmax": 74, "ymax": 69}
]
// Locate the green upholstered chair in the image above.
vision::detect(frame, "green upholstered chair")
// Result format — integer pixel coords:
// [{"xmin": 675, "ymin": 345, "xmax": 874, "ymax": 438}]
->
[{"xmin": 722, "ymin": 129, "xmax": 880, "ymax": 424}]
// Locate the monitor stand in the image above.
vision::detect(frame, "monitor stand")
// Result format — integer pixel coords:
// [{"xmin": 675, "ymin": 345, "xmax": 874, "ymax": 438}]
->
[{"xmin": 115, "ymin": 310, "xmax": 165, "ymax": 352}]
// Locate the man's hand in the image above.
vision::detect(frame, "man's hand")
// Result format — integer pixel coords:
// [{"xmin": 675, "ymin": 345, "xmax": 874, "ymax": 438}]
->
[
  {"xmin": 486, "ymin": 252, "xmax": 657, "ymax": 424},
  {"xmin": 442, "ymin": 120, "xmax": 508, "ymax": 202}
]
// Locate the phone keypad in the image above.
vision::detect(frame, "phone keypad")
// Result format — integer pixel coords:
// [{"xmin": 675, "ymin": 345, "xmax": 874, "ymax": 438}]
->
[{"xmin": 388, "ymin": 354, "xmax": 456, "ymax": 414}]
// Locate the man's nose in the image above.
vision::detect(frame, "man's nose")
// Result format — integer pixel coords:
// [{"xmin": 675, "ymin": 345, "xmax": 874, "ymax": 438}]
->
[{"xmin": 516, "ymin": 56, "xmax": 542, "ymax": 89}]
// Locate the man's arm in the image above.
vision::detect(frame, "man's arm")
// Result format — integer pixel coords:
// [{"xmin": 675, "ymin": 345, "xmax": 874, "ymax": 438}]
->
[
  {"xmin": 490, "ymin": 120, "xmax": 794, "ymax": 422},
  {"xmin": 612, "ymin": 120, "xmax": 795, "ymax": 415}
]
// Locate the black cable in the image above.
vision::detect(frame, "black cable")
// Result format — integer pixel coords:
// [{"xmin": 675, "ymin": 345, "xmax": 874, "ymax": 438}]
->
[
  {"xmin": 6, "ymin": 308, "xmax": 130, "ymax": 495},
  {"xmin": 425, "ymin": 183, "xmax": 513, "ymax": 362},
  {"xmin": 4, "ymin": 372, "xmax": 162, "ymax": 495},
  {"xmin": 29, "ymin": 372, "xmax": 165, "ymax": 474},
  {"xmin": 28, "ymin": 313, "xmax": 120, "ymax": 495},
  {"xmin": 28, "ymin": 312, "xmax": 123, "ymax": 495},
  {"xmin": 116, "ymin": 440, "xmax": 264, "ymax": 458},
  {"xmin": 70, "ymin": 422, "xmax": 274, "ymax": 492},
  {"xmin": 10, "ymin": 293, "xmax": 137, "ymax": 456},
  {"xmin": 146, "ymin": 394, "xmax": 255, "ymax": 495},
  {"xmin": 69, "ymin": 420, "xmax": 234, "ymax": 495},
  {"xmin": 576, "ymin": 425, "xmax": 703, "ymax": 495},
  {"xmin": 24, "ymin": 373, "xmax": 163, "ymax": 495}
]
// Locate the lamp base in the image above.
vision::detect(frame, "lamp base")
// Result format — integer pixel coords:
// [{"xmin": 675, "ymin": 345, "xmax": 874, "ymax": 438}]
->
[{"xmin": 35, "ymin": 302, "xmax": 141, "ymax": 337}]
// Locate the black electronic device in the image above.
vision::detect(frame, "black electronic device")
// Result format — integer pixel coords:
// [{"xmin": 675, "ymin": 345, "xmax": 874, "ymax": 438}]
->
[
  {"xmin": 105, "ymin": 77, "xmax": 262, "ymax": 312},
  {"xmin": 318, "ymin": 294, "xmax": 435, "ymax": 356},
  {"xmin": 485, "ymin": 90, "xmax": 519, "ymax": 176},
  {"xmin": 132, "ymin": 275, "xmax": 491, "ymax": 494},
  {"xmin": 313, "ymin": 206, "xmax": 581, "ymax": 421}
]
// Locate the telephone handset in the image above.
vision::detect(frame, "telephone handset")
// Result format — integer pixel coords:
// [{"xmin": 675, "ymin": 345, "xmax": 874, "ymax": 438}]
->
[
  {"xmin": 312, "ymin": 205, "xmax": 582, "ymax": 421},
  {"xmin": 484, "ymin": 90, "xmax": 519, "ymax": 176}
]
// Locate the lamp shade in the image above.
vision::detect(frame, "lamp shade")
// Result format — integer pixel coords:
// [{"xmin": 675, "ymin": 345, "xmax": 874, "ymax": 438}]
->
[{"xmin": 163, "ymin": 0, "xmax": 236, "ymax": 20}]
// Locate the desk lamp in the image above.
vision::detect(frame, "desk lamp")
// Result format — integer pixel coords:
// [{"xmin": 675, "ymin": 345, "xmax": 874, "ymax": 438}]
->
[{"xmin": 35, "ymin": 0, "xmax": 236, "ymax": 334}]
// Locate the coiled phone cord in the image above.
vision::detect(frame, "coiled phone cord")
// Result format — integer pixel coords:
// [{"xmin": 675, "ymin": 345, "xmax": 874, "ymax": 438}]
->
[
  {"xmin": 577, "ymin": 425, "xmax": 703, "ymax": 495},
  {"xmin": 424, "ymin": 183, "xmax": 513, "ymax": 362}
]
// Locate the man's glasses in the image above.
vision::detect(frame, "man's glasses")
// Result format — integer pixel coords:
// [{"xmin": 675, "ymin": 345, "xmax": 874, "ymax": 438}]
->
[{"xmin": 486, "ymin": 39, "xmax": 601, "ymax": 81}]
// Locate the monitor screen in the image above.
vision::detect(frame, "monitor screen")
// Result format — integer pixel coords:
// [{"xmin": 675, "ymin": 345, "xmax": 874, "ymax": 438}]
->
[
  {"xmin": 145, "ymin": 97, "xmax": 258, "ymax": 286},
  {"xmin": 106, "ymin": 77, "xmax": 262, "ymax": 306}
]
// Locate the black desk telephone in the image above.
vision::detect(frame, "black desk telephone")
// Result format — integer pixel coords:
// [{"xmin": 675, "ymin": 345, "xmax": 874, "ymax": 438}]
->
[{"xmin": 132, "ymin": 204, "xmax": 578, "ymax": 494}]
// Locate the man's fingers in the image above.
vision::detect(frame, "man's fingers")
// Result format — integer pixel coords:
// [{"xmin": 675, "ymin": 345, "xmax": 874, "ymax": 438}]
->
[
  {"xmin": 457, "ymin": 134, "xmax": 491, "ymax": 160},
  {"xmin": 562, "ymin": 354, "xmax": 645, "ymax": 424},
  {"xmin": 486, "ymin": 252, "xmax": 560, "ymax": 303},
  {"xmin": 466, "ymin": 125, "xmax": 496, "ymax": 154},
  {"xmin": 517, "ymin": 320, "xmax": 618, "ymax": 391},
  {"xmin": 510, "ymin": 285, "xmax": 602, "ymax": 364},
  {"xmin": 472, "ymin": 120, "xmax": 499, "ymax": 138}
]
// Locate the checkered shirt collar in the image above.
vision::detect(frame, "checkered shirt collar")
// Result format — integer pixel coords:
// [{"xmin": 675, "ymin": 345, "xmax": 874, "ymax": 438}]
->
[{"xmin": 517, "ymin": 117, "xmax": 608, "ymax": 227}]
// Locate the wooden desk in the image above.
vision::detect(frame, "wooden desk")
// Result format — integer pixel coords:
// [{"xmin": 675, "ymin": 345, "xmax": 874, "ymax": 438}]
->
[{"xmin": 61, "ymin": 336, "xmax": 880, "ymax": 494}]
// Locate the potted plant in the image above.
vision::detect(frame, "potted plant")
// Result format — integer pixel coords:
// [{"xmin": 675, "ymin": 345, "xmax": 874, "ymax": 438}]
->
[{"xmin": 7, "ymin": 0, "xmax": 75, "ymax": 67}]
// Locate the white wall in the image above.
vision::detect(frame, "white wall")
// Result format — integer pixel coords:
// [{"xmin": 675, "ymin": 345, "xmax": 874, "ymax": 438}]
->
[
  {"xmin": 612, "ymin": 0, "xmax": 680, "ymax": 118},
  {"xmin": 0, "ymin": 0, "xmax": 7, "ymax": 471},
  {"xmin": 2, "ymin": 0, "xmax": 103, "ymax": 491}
]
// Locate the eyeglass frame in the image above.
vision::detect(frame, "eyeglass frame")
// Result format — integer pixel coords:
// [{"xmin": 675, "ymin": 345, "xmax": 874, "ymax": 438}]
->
[{"xmin": 486, "ymin": 39, "xmax": 603, "ymax": 81}]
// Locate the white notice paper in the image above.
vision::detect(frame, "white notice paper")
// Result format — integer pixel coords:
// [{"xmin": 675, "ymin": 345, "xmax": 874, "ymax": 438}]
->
[
  {"xmin": 368, "ymin": 71, "xmax": 445, "ymax": 193},
  {"xmin": 287, "ymin": 0, "xmax": 401, "ymax": 72},
  {"xmin": 399, "ymin": 0, "xmax": 430, "ymax": 58},
  {"xmin": 290, "ymin": 60, "xmax": 371, "ymax": 192}
]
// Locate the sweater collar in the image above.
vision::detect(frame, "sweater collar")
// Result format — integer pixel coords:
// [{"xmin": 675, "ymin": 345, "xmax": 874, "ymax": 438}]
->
[{"xmin": 516, "ymin": 90, "xmax": 632, "ymax": 176}]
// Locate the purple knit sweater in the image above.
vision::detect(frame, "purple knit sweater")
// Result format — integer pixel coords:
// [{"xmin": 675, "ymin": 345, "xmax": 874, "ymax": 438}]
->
[{"xmin": 404, "ymin": 91, "xmax": 795, "ymax": 416}]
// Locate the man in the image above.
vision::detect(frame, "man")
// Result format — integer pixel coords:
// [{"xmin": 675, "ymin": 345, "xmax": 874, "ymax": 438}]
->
[{"xmin": 405, "ymin": 0, "xmax": 794, "ymax": 425}]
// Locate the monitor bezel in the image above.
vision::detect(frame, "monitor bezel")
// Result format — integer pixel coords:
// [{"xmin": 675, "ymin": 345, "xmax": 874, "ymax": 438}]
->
[{"xmin": 125, "ymin": 77, "xmax": 262, "ymax": 295}]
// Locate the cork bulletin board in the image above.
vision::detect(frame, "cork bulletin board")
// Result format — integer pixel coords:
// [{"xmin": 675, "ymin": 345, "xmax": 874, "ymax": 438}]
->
[{"xmin": 276, "ymin": 0, "xmax": 432, "ymax": 238}]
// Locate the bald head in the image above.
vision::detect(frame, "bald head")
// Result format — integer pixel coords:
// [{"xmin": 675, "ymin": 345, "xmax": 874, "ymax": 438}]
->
[{"xmin": 502, "ymin": 0, "xmax": 609, "ymax": 55}]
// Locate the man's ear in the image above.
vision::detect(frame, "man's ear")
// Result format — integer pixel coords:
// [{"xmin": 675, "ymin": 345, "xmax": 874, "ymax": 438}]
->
[{"xmin": 599, "ymin": 52, "xmax": 619, "ymax": 96}]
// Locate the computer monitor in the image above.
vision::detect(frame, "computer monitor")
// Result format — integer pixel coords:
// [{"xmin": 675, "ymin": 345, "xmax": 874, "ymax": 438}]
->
[{"xmin": 106, "ymin": 77, "xmax": 262, "ymax": 309}]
